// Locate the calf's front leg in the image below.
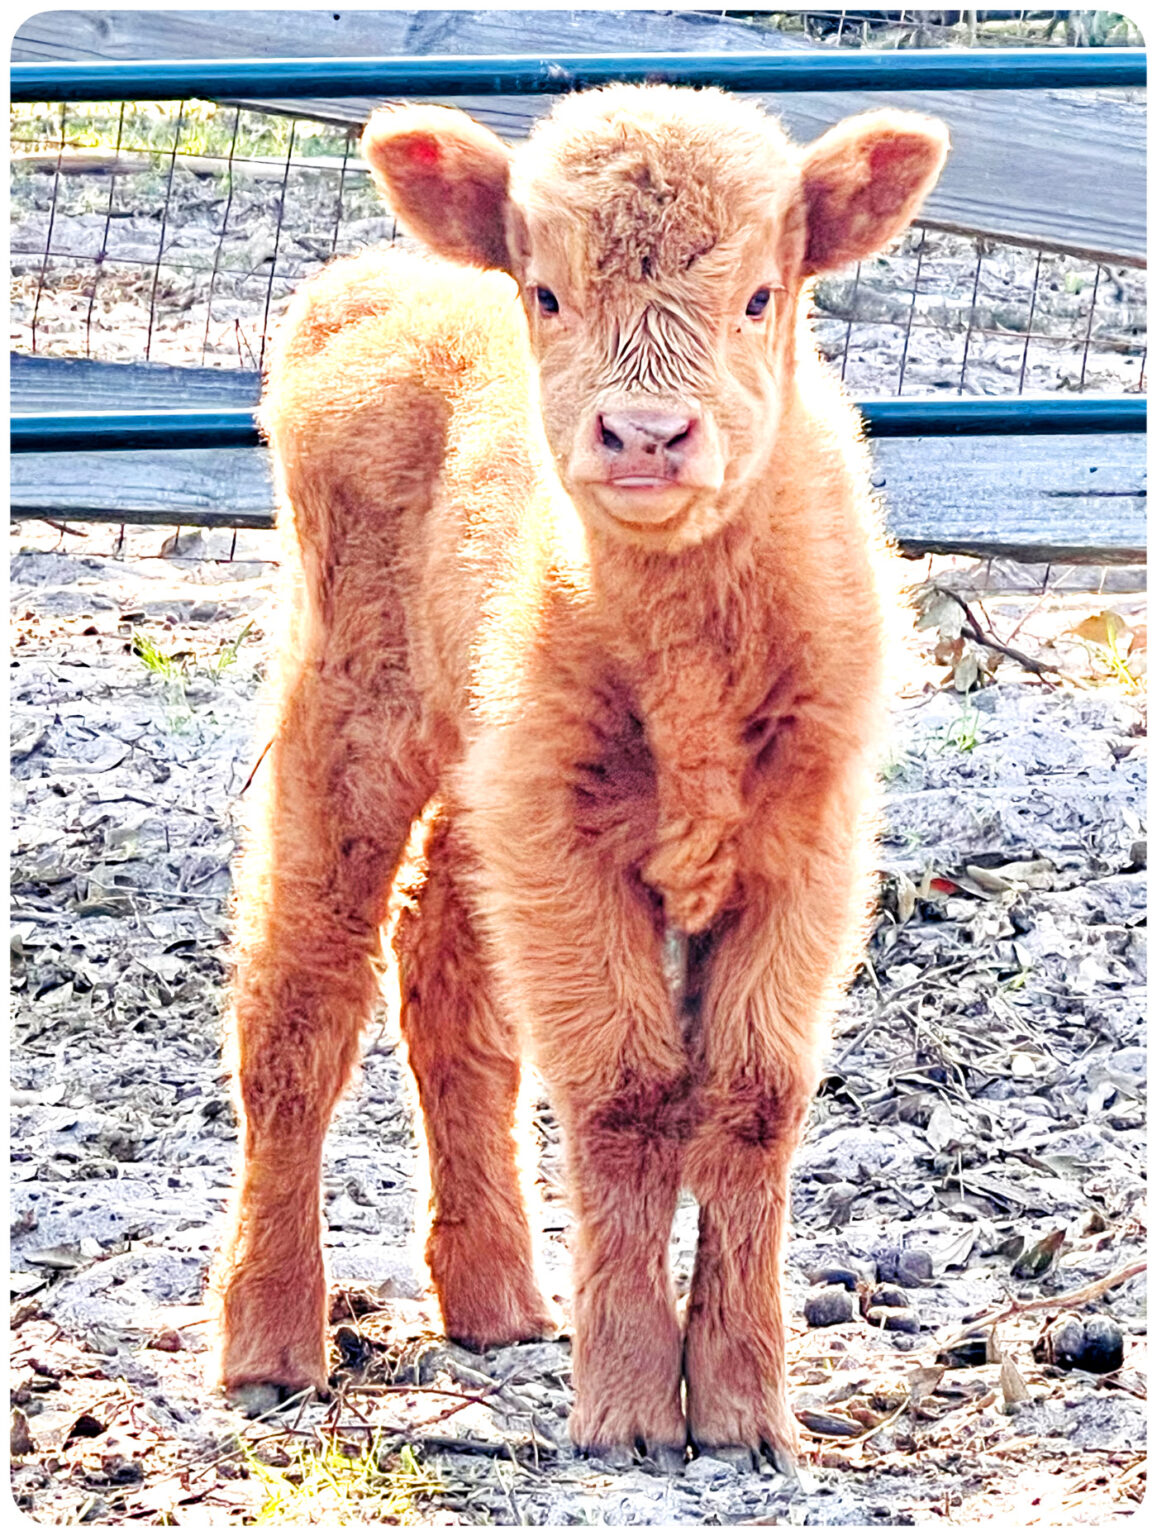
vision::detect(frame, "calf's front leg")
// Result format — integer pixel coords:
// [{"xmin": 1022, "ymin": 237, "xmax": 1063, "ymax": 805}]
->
[
  {"xmin": 562, "ymin": 1056, "xmax": 690, "ymax": 1465},
  {"xmin": 682, "ymin": 873, "xmax": 850, "ymax": 1469},
  {"xmin": 467, "ymin": 787, "xmax": 690, "ymax": 1457},
  {"xmin": 524, "ymin": 881, "xmax": 690, "ymax": 1461}
]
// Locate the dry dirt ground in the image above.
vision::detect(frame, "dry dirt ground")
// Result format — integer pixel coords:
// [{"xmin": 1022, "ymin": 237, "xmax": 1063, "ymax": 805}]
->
[{"xmin": 8, "ymin": 516, "xmax": 1146, "ymax": 1525}]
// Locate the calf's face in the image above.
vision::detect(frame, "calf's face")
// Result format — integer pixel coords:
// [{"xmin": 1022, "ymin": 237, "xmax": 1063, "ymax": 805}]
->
[{"xmin": 364, "ymin": 86, "xmax": 947, "ymax": 550}]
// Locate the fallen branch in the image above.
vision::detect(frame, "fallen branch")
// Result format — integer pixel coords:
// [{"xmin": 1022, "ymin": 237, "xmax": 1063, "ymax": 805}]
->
[
  {"xmin": 936, "ymin": 1259, "xmax": 1146, "ymax": 1351},
  {"xmin": 378, "ymin": 1432, "xmax": 541, "ymax": 1461},
  {"xmin": 932, "ymin": 583, "xmax": 1065, "ymax": 681},
  {"xmin": 342, "ymin": 1382, "xmax": 501, "ymax": 1410}
]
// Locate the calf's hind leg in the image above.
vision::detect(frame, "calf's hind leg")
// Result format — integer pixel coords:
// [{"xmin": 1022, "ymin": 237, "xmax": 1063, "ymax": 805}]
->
[
  {"xmin": 215, "ymin": 599, "xmax": 434, "ymax": 1400},
  {"xmin": 395, "ymin": 810, "xmax": 555, "ymax": 1350}
]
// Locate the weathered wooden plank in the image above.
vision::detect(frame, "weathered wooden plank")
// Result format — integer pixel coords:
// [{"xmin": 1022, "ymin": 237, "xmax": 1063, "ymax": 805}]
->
[
  {"xmin": 872, "ymin": 432, "xmax": 1145, "ymax": 563},
  {"xmin": 11, "ymin": 446, "xmax": 276, "ymax": 526},
  {"xmin": 12, "ymin": 359, "xmax": 1145, "ymax": 563},
  {"xmin": 11, "ymin": 10, "xmax": 1146, "ymax": 265},
  {"xmin": 10, "ymin": 433, "xmax": 1145, "ymax": 564},
  {"xmin": 11, "ymin": 352, "xmax": 261, "ymax": 411}
]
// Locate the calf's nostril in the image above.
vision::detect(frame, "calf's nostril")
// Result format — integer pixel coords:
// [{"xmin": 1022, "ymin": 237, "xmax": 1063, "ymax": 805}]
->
[{"xmin": 598, "ymin": 417, "xmax": 625, "ymax": 453}]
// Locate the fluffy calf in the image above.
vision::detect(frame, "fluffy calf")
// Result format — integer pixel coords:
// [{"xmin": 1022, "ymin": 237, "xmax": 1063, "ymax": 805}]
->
[{"xmin": 213, "ymin": 85, "xmax": 947, "ymax": 1467}]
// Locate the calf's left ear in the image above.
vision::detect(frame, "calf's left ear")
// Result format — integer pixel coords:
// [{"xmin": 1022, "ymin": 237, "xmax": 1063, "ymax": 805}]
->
[
  {"xmin": 800, "ymin": 110, "xmax": 949, "ymax": 276},
  {"xmin": 361, "ymin": 104, "xmax": 515, "ymax": 272}
]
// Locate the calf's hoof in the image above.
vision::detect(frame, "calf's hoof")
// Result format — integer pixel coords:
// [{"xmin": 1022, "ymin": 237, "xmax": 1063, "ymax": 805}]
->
[
  {"xmin": 693, "ymin": 1439, "xmax": 798, "ymax": 1479},
  {"xmin": 645, "ymin": 1443, "xmax": 688, "ymax": 1476},
  {"xmin": 577, "ymin": 1438, "xmax": 688, "ymax": 1475},
  {"xmin": 687, "ymin": 1390, "xmax": 800, "ymax": 1480},
  {"xmin": 432, "ymin": 1234, "xmax": 558, "ymax": 1351},
  {"xmin": 569, "ymin": 1398, "xmax": 687, "ymax": 1472},
  {"xmin": 217, "ymin": 1269, "xmax": 330, "ymax": 1403},
  {"xmin": 227, "ymin": 1381, "xmax": 326, "ymax": 1419},
  {"xmin": 442, "ymin": 1293, "xmax": 558, "ymax": 1354}
]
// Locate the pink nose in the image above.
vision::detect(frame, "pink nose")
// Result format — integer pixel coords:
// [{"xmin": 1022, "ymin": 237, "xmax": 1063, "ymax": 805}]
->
[{"xmin": 598, "ymin": 411, "xmax": 696, "ymax": 461}]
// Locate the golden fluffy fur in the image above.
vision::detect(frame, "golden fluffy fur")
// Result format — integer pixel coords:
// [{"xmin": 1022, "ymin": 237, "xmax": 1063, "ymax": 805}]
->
[{"xmin": 212, "ymin": 84, "xmax": 947, "ymax": 1466}]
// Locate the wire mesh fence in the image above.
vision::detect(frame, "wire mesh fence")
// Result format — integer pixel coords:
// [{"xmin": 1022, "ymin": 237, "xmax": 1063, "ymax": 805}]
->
[
  {"xmin": 11, "ymin": 103, "xmax": 381, "ymax": 371},
  {"xmin": 761, "ymin": 8, "xmax": 1145, "ymax": 49},
  {"xmin": 12, "ymin": 97, "xmax": 1146, "ymax": 392},
  {"xmin": 9, "ymin": 9, "xmax": 1148, "ymax": 569}
]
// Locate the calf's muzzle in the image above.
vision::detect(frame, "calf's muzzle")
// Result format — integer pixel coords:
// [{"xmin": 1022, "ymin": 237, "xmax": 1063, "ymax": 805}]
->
[{"xmin": 594, "ymin": 409, "xmax": 698, "ymax": 485}]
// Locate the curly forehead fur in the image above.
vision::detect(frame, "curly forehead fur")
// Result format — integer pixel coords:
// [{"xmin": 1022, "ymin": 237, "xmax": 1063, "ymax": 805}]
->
[{"xmin": 511, "ymin": 85, "xmax": 799, "ymax": 284}]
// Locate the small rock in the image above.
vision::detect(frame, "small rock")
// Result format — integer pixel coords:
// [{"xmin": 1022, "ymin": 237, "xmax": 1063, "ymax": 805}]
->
[
  {"xmin": 869, "ymin": 1285, "xmax": 910, "ymax": 1311},
  {"xmin": 808, "ymin": 1265, "xmax": 860, "ymax": 1291},
  {"xmin": 84, "ymin": 1326, "xmax": 121, "ymax": 1356},
  {"xmin": 101, "ymin": 1453, "xmax": 144, "ymax": 1484},
  {"xmin": 804, "ymin": 1286, "xmax": 856, "ymax": 1328},
  {"xmin": 1038, "ymin": 1316, "xmax": 1125, "ymax": 1374},
  {"xmin": 875, "ymin": 1247, "xmax": 933, "ymax": 1287},
  {"xmin": 685, "ymin": 1453, "xmax": 739, "ymax": 1484},
  {"xmin": 1039, "ymin": 1317, "xmax": 1087, "ymax": 1371},
  {"xmin": 334, "ymin": 1326, "xmax": 374, "ymax": 1371},
  {"xmin": 11, "ymin": 1408, "xmax": 35, "ymax": 1456},
  {"xmin": 145, "ymin": 1327, "xmax": 184, "ymax": 1353},
  {"xmin": 867, "ymin": 1306, "xmax": 920, "ymax": 1334},
  {"xmin": 1082, "ymin": 1317, "xmax": 1126, "ymax": 1374}
]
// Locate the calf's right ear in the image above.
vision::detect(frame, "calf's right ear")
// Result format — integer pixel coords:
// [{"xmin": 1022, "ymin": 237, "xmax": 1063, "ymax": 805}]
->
[{"xmin": 361, "ymin": 104, "xmax": 516, "ymax": 272}]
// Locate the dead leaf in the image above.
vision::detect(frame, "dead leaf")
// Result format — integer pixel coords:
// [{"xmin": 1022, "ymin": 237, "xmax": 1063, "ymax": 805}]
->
[
  {"xmin": 24, "ymin": 1244, "xmax": 91, "ymax": 1271},
  {"xmin": 1000, "ymin": 1355, "xmax": 1031, "ymax": 1407},
  {"xmin": 913, "ymin": 584, "xmax": 965, "ymax": 638},
  {"xmin": 11, "ymin": 1408, "xmax": 35, "ymax": 1456},
  {"xmin": 908, "ymin": 1364, "xmax": 946, "ymax": 1408},
  {"xmin": 1071, "ymin": 610, "xmax": 1131, "ymax": 650},
  {"xmin": 894, "ymin": 871, "xmax": 917, "ymax": 925},
  {"xmin": 1012, "ymin": 1228, "xmax": 1066, "ymax": 1280},
  {"xmin": 927, "ymin": 1224, "xmax": 977, "ymax": 1276},
  {"xmin": 796, "ymin": 1408, "xmax": 860, "ymax": 1438},
  {"xmin": 129, "ymin": 1473, "xmax": 195, "ymax": 1516},
  {"xmin": 925, "ymin": 1101, "xmax": 959, "ymax": 1153},
  {"xmin": 953, "ymin": 650, "xmax": 981, "ymax": 693}
]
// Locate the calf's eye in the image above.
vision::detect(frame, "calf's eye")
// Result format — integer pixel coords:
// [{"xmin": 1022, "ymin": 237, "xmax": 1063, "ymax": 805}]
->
[
  {"xmin": 535, "ymin": 286, "xmax": 560, "ymax": 316},
  {"xmin": 745, "ymin": 287, "xmax": 772, "ymax": 319}
]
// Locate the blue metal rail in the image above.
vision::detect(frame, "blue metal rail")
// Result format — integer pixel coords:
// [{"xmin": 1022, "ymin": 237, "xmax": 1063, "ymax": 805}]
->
[
  {"xmin": 9, "ymin": 48, "xmax": 1146, "ymax": 102},
  {"xmin": 10, "ymin": 398, "xmax": 1146, "ymax": 454}
]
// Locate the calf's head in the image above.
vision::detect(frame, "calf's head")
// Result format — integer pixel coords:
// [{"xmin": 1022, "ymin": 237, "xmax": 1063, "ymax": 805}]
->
[{"xmin": 363, "ymin": 86, "xmax": 947, "ymax": 550}]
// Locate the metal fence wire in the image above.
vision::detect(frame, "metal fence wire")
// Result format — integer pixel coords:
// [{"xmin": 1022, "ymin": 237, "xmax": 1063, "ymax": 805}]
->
[
  {"xmin": 8, "ymin": 14, "xmax": 1148, "ymax": 567},
  {"xmin": 11, "ymin": 96, "xmax": 1146, "ymax": 397},
  {"xmin": 764, "ymin": 8, "xmax": 1144, "ymax": 49}
]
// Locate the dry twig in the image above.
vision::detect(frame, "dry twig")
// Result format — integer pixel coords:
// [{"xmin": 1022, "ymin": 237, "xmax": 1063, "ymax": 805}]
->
[
  {"xmin": 936, "ymin": 1259, "xmax": 1146, "ymax": 1351},
  {"xmin": 933, "ymin": 583, "xmax": 1065, "ymax": 682}
]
